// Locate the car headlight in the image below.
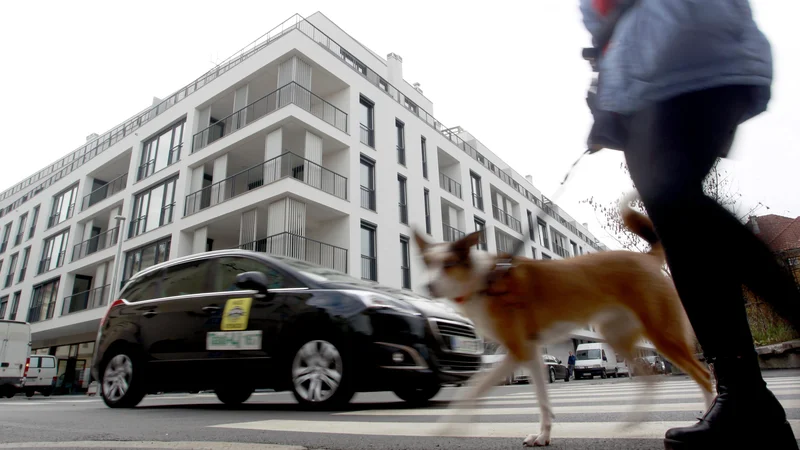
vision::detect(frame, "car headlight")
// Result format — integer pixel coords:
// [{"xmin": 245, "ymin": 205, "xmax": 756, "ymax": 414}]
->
[{"xmin": 344, "ymin": 290, "xmax": 422, "ymax": 316}]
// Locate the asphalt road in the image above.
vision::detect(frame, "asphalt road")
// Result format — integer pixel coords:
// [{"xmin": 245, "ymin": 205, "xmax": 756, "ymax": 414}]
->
[{"xmin": 1, "ymin": 370, "xmax": 799, "ymax": 450}]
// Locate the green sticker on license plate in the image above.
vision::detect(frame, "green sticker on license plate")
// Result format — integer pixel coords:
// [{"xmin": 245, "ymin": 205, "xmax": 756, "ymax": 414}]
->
[{"xmin": 207, "ymin": 330, "xmax": 262, "ymax": 350}]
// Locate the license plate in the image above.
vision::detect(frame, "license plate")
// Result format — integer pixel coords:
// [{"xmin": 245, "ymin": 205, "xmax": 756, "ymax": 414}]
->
[
  {"xmin": 206, "ymin": 330, "xmax": 262, "ymax": 350},
  {"xmin": 450, "ymin": 336, "xmax": 483, "ymax": 354}
]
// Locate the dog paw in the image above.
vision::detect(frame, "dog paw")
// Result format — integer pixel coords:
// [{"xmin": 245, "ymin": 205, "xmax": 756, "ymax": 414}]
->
[{"xmin": 523, "ymin": 433, "xmax": 550, "ymax": 447}]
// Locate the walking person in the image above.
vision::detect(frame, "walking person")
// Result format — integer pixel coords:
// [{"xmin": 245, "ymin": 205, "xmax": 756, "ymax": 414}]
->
[
  {"xmin": 567, "ymin": 351, "xmax": 577, "ymax": 380},
  {"xmin": 579, "ymin": 1, "xmax": 800, "ymax": 448}
]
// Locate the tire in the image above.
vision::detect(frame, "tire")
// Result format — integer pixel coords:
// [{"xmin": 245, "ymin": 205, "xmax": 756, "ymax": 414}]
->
[
  {"xmin": 394, "ymin": 383, "xmax": 441, "ymax": 405},
  {"xmin": 548, "ymin": 368, "xmax": 555, "ymax": 384},
  {"xmin": 100, "ymin": 348, "xmax": 146, "ymax": 408},
  {"xmin": 25, "ymin": 390, "xmax": 34, "ymax": 398},
  {"xmin": 289, "ymin": 336, "xmax": 354, "ymax": 409},
  {"xmin": 215, "ymin": 385, "xmax": 254, "ymax": 406},
  {"xmin": 41, "ymin": 389, "xmax": 52, "ymax": 397},
  {"xmin": 601, "ymin": 369, "xmax": 608, "ymax": 379},
  {"xmin": 564, "ymin": 372, "xmax": 570, "ymax": 382}
]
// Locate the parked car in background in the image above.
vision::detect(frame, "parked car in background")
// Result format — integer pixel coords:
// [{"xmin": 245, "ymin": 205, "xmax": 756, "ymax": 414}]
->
[
  {"xmin": 22, "ymin": 355, "xmax": 58, "ymax": 397},
  {"xmin": 543, "ymin": 354, "xmax": 571, "ymax": 383},
  {"xmin": 0, "ymin": 320, "xmax": 30, "ymax": 398},
  {"xmin": 615, "ymin": 354, "xmax": 631, "ymax": 377},
  {"xmin": 481, "ymin": 346, "xmax": 569, "ymax": 384},
  {"xmin": 92, "ymin": 250, "xmax": 484, "ymax": 409}
]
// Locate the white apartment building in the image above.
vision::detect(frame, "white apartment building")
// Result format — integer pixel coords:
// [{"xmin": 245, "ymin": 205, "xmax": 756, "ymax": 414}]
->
[{"xmin": 0, "ymin": 12, "xmax": 652, "ymax": 391}]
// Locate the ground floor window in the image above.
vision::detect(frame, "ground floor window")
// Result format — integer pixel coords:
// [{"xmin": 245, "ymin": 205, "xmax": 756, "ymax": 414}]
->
[{"xmin": 31, "ymin": 341, "xmax": 95, "ymax": 395}]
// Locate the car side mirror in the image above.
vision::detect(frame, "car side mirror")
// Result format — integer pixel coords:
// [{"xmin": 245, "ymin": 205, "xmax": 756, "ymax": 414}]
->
[
  {"xmin": 235, "ymin": 271, "xmax": 270, "ymax": 294},
  {"xmin": 557, "ymin": 359, "xmax": 562, "ymax": 364}
]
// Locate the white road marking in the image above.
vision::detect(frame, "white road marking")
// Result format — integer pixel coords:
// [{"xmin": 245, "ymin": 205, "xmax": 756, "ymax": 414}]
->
[
  {"xmin": 211, "ymin": 419, "xmax": 800, "ymax": 439},
  {"xmin": 0, "ymin": 442, "xmax": 305, "ymax": 449}
]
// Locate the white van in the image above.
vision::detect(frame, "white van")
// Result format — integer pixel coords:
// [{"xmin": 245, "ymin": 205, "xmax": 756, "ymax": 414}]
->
[
  {"xmin": 23, "ymin": 355, "xmax": 58, "ymax": 397},
  {"xmin": 0, "ymin": 320, "xmax": 31, "ymax": 398},
  {"xmin": 615, "ymin": 353, "xmax": 631, "ymax": 377},
  {"xmin": 574, "ymin": 342, "xmax": 618, "ymax": 379}
]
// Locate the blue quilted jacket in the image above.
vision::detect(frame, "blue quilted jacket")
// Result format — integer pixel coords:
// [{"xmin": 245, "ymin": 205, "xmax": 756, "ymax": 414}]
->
[{"xmin": 580, "ymin": 0, "xmax": 773, "ymax": 122}]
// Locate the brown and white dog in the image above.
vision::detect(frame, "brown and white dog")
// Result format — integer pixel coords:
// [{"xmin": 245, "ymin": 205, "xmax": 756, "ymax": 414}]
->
[{"xmin": 413, "ymin": 191, "xmax": 714, "ymax": 447}]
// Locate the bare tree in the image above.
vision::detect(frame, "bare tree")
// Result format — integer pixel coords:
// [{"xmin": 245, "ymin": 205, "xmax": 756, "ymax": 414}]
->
[{"xmin": 581, "ymin": 159, "xmax": 742, "ymax": 254}]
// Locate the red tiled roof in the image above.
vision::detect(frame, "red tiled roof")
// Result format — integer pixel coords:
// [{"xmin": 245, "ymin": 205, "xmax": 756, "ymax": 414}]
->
[{"xmin": 749, "ymin": 214, "xmax": 800, "ymax": 252}]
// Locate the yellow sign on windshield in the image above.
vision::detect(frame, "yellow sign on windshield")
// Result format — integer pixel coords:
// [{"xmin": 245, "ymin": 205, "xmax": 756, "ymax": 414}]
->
[{"xmin": 221, "ymin": 297, "xmax": 253, "ymax": 331}]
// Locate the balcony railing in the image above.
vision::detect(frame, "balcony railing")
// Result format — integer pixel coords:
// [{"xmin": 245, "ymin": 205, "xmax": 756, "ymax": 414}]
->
[
  {"xmin": 47, "ymin": 204, "xmax": 75, "ymax": 229},
  {"xmin": 14, "ymin": 232, "xmax": 23, "ymax": 247},
  {"xmin": 443, "ymin": 224, "xmax": 466, "ymax": 242},
  {"xmin": 439, "ymin": 173, "xmax": 462, "ymax": 199},
  {"xmin": 0, "ymin": 241, "xmax": 6, "ymax": 254},
  {"xmin": 184, "ymin": 152, "xmax": 348, "ymax": 217},
  {"xmin": 492, "ymin": 205, "xmax": 523, "ymax": 234},
  {"xmin": 360, "ymin": 124, "xmax": 374, "ymax": 147},
  {"xmin": 62, "ymin": 284, "xmax": 110, "ymax": 315},
  {"xmin": 553, "ymin": 243, "xmax": 569, "ymax": 258},
  {"xmin": 81, "ymin": 173, "xmax": 128, "ymax": 211},
  {"xmin": 128, "ymin": 203, "xmax": 174, "ymax": 239},
  {"xmin": 192, "ymin": 82, "xmax": 348, "ymax": 153},
  {"xmin": 401, "ymin": 266, "xmax": 411, "ymax": 289},
  {"xmin": 397, "ymin": 145, "xmax": 406, "ymax": 165},
  {"xmin": 27, "ymin": 301, "xmax": 56, "ymax": 324},
  {"xmin": 360, "ymin": 186, "xmax": 376, "ymax": 211},
  {"xmin": 361, "ymin": 255, "xmax": 377, "ymax": 281},
  {"xmin": 239, "ymin": 232, "xmax": 348, "ymax": 273},
  {"xmin": 37, "ymin": 251, "xmax": 66, "ymax": 275},
  {"xmin": 72, "ymin": 227, "xmax": 119, "ymax": 262},
  {"xmin": 399, "ymin": 202, "xmax": 408, "ymax": 224},
  {"xmin": 472, "ymin": 194, "xmax": 484, "ymax": 211}
]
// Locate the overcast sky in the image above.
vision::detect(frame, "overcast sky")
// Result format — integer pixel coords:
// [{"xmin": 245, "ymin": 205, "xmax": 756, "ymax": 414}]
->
[{"xmin": 0, "ymin": 1, "xmax": 795, "ymax": 249}]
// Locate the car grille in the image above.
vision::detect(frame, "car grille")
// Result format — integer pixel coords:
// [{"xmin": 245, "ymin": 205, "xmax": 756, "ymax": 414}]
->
[
  {"xmin": 436, "ymin": 354, "xmax": 483, "ymax": 373},
  {"xmin": 431, "ymin": 319, "xmax": 478, "ymax": 339}
]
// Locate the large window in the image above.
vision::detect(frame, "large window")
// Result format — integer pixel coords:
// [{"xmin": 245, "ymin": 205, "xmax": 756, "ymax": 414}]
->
[
  {"xmin": 1, "ymin": 223, "xmax": 10, "ymax": 253},
  {"xmin": 551, "ymin": 228, "xmax": 569, "ymax": 258},
  {"xmin": 14, "ymin": 213, "xmax": 26, "ymax": 247},
  {"xmin": 474, "ymin": 216, "xmax": 488, "ymax": 251},
  {"xmin": 423, "ymin": 188, "xmax": 431, "ymax": 235},
  {"xmin": 18, "ymin": 246, "xmax": 30, "ymax": 283},
  {"xmin": 398, "ymin": 175, "xmax": 408, "ymax": 225},
  {"xmin": 421, "ymin": 138, "xmax": 428, "ymax": 179},
  {"xmin": 470, "ymin": 172, "xmax": 483, "ymax": 211},
  {"xmin": 213, "ymin": 256, "xmax": 299, "ymax": 292},
  {"xmin": 129, "ymin": 177, "xmax": 177, "ymax": 238},
  {"xmin": 400, "ymin": 235, "xmax": 411, "ymax": 289},
  {"xmin": 38, "ymin": 229, "xmax": 70, "ymax": 274},
  {"xmin": 28, "ymin": 278, "xmax": 60, "ymax": 323},
  {"xmin": 361, "ymin": 221, "xmax": 377, "ymax": 281},
  {"xmin": 538, "ymin": 219, "xmax": 550, "ymax": 249},
  {"xmin": 48, "ymin": 185, "xmax": 79, "ymax": 229},
  {"xmin": 359, "ymin": 96, "xmax": 374, "ymax": 148},
  {"xmin": 122, "ymin": 236, "xmax": 171, "ymax": 284},
  {"xmin": 0, "ymin": 295, "xmax": 7, "ymax": 319},
  {"xmin": 396, "ymin": 119, "xmax": 405, "ymax": 165},
  {"xmin": 360, "ymin": 156, "xmax": 376, "ymax": 211},
  {"xmin": 138, "ymin": 120, "xmax": 185, "ymax": 181},
  {"xmin": 28, "ymin": 205, "xmax": 39, "ymax": 239},
  {"xmin": 4, "ymin": 252, "xmax": 17, "ymax": 288},
  {"xmin": 8, "ymin": 291, "xmax": 20, "ymax": 320}
]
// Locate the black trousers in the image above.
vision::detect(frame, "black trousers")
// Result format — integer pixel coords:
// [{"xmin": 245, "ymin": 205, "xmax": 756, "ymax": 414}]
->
[{"xmin": 622, "ymin": 85, "xmax": 800, "ymax": 358}]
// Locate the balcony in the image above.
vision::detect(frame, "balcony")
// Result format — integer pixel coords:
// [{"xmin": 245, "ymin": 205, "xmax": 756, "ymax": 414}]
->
[
  {"xmin": 72, "ymin": 227, "xmax": 119, "ymax": 262},
  {"xmin": 192, "ymin": 82, "xmax": 348, "ymax": 153},
  {"xmin": 28, "ymin": 301, "xmax": 56, "ymax": 324},
  {"xmin": 239, "ymin": 232, "xmax": 348, "ymax": 273},
  {"xmin": 439, "ymin": 173, "xmax": 462, "ymax": 199},
  {"xmin": 62, "ymin": 284, "xmax": 110, "ymax": 315},
  {"xmin": 443, "ymin": 224, "xmax": 466, "ymax": 242},
  {"xmin": 184, "ymin": 152, "xmax": 348, "ymax": 217},
  {"xmin": 82, "ymin": 173, "xmax": 128, "ymax": 211},
  {"xmin": 493, "ymin": 205, "xmax": 523, "ymax": 234},
  {"xmin": 553, "ymin": 243, "xmax": 569, "ymax": 258}
]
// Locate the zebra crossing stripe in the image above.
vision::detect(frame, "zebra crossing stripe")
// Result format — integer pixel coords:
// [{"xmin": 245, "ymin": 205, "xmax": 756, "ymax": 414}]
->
[
  {"xmin": 479, "ymin": 385, "xmax": 800, "ymax": 400},
  {"xmin": 210, "ymin": 419, "xmax": 800, "ymax": 439}
]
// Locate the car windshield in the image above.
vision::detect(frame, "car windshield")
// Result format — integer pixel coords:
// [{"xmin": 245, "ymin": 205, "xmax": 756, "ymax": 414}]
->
[{"xmin": 576, "ymin": 349, "xmax": 601, "ymax": 360}]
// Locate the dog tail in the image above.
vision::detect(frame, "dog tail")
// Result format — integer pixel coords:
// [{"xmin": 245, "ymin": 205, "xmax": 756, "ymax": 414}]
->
[{"xmin": 619, "ymin": 191, "xmax": 664, "ymax": 261}]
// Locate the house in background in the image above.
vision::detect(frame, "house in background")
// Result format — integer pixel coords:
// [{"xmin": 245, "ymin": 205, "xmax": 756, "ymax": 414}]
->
[{"xmin": 747, "ymin": 214, "xmax": 800, "ymax": 285}]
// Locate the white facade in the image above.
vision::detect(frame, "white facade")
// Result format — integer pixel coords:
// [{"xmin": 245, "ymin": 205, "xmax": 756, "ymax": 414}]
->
[{"xmin": 0, "ymin": 13, "xmax": 647, "ymax": 384}]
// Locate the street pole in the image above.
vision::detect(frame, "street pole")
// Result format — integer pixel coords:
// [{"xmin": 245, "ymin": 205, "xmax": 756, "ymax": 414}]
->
[{"xmin": 108, "ymin": 215, "xmax": 126, "ymax": 305}]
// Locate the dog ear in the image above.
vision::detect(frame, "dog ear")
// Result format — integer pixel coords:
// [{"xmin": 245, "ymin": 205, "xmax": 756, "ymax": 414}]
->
[
  {"xmin": 412, "ymin": 228, "xmax": 429, "ymax": 251},
  {"xmin": 454, "ymin": 231, "xmax": 482, "ymax": 253}
]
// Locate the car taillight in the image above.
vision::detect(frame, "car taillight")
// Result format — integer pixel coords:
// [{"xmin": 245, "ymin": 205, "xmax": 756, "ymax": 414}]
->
[
  {"xmin": 23, "ymin": 358, "xmax": 30, "ymax": 377},
  {"xmin": 100, "ymin": 299, "xmax": 126, "ymax": 327}
]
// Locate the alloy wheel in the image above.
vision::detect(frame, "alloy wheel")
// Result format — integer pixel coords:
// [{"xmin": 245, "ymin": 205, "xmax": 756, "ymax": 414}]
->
[
  {"xmin": 292, "ymin": 340, "xmax": 343, "ymax": 403},
  {"xmin": 103, "ymin": 354, "xmax": 133, "ymax": 403}
]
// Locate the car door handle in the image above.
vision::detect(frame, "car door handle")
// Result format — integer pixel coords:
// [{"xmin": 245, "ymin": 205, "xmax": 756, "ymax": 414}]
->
[
  {"xmin": 142, "ymin": 311, "xmax": 158, "ymax": 318},
  {"xmin": 202, "ymin": 306, "xmax": 221, "ymax": 312}
]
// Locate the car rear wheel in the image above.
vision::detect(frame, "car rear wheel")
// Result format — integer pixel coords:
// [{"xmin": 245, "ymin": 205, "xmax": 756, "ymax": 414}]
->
[
  {"xmin": 548, "ymin": 368, "xmax": 555, "ymax": 383},
  {"xmin": 394, "ymin": 383, "xmax": 441, "ymax": 405},
  {"xmin": 290, "ymin": 338, "xmax": 354, "ymax": 409},
  {"xmin": 101, "ymin": 350, "xmax": 146, "ymax": 408},
  {"xmin": 215, "ymin": 385, "xmax": 254, "ymax": 406}
]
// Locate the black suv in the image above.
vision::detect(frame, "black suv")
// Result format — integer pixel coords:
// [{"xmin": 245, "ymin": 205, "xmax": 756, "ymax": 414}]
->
[{"xmin": 91, "ymin": 250, "xmax": 483, "ymax": 409}]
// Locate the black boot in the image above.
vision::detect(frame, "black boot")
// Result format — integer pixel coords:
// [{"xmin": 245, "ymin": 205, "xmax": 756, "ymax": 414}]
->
[{"xmin": 664, "ymin": 353, "xmax": 798, "ymax": 449}]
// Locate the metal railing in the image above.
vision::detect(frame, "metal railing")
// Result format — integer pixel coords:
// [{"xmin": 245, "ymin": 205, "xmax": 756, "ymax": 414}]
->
[
  {"xmin": 81, "ymin": 173, "xmax": 128, "ymax": 211},
  {"xmin": 239, "ymin": 232, "xmax": 348, "ymax": 273},
  {"xmin": 443, "ymin": 224, "xmax": 466, "ymax": 242},
  {"xmin": 192, "ymin": 82, "xmax": 347, "ymax": 153},
  {"xmin": 14, "ymin": 232, "xmax": 23, "ymax": 247},
  {"xmin": 397, "ymin": 146, "xmax": 406, "ymax": 165},
  {"xmin": 3, "ymin": 273, "xmax": 12, "ymax": 289},
  {"xmin": 361, "ymin": 255, "xmax": 377, "ymax": 281},
  {"xmin": 553, "ymin": 243, "xmax": 569, "ymax": 258},
  {"xmin": 37, "ymin": 251, "xmax": 66, "ymax": 275},
  {"xmin": 72, "ymin": 227, "xmax": 119, "ymax": 262},
  {"xmin": 492, "ymin": 205, "xmax": 523, "ymax": 234},
  {"xmin": 359, "ymin": 124, "xmax": 374, "ymax": 147},
  {"xmin": 27, "ymin": 301, "xmax": 56, "ymax": 323},
  {"xmin": 401, "ymin": 266, "xmax": 411, "ymax": 289},
  {"xmin": 439, "ymin": 173, "xmax": 462, "ymax": 199},
  {"xmin": 399, "ymin": 202, "xmax": 408, "ymax": 224},
  {"xmin": 472, "ymin": 194, "xmax": 484, "ymax": 211},
  {"xmin": 0, "ymin": 14, "xmax": 306, "ymax": 212},
  {"xmin": 0, "ymin": 241, "xmax": 6, "ymax": 254},
  {"xmin": 62, "ymin": 284, "xmax": 110, "ymax": 315},
  {"xmin": 184, "ymin": 152, "xmax": 347, "ymax": 217},
  {"xmin": 360, "ymin": 186, "xmax": 375, "ymax": 211},
  {"xmin": 47, "ymin": 204, "xmax": 75, "ymax": 229}
]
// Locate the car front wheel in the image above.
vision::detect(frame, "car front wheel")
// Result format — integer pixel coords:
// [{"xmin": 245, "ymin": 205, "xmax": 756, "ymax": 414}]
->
[
  {"xmin": 290, "ymin": 338, "xmax": 354, "ymax": 409},
  {"xmin": 101, "ymin": 350, "xmax": 146, "ymax": 408},
  {"xmin": 394, "ymin": 383, "xmax": 441, "ymax": 405}
]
